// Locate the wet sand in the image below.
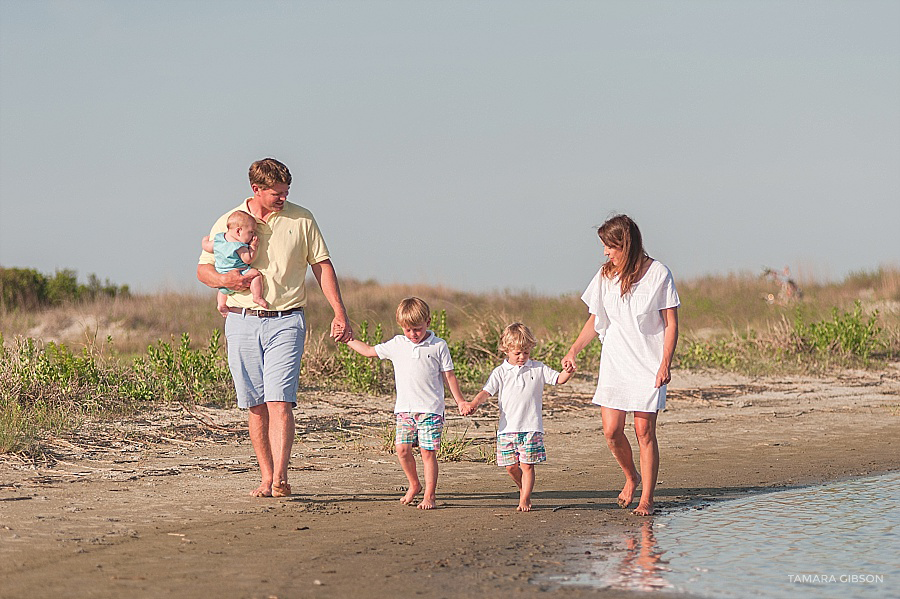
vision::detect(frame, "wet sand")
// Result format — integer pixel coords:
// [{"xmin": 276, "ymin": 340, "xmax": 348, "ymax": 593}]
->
[{"xmin": 1, "ymin": 368, "xmax": 898, "ymax": 599}]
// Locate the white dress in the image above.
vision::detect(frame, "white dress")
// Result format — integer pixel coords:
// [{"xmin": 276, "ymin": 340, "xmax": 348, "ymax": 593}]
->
[{"xmin": 581, "ymin": 261, "xmax": 680, "ymax": 413}]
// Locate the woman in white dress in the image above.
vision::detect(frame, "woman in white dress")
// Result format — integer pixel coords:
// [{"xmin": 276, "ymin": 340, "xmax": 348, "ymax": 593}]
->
[{"xmin": 562, "ymin": 215, "xmax": 679, "ymax": 516}]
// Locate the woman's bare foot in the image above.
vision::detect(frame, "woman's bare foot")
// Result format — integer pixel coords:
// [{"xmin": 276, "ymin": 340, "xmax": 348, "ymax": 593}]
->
[
  {"xmin": 633, "ymin": 500, "xmax": 655, "ymax": 516},
  {"xmin": 250, "ymin": 484, "xmax": 272, "ymax": 497},
  {"xmin": 400, "ymin": 482, "xmax": 422, "ymax": 505},
  {"xmin": 417, "ymin": 494, "xmax": 436, "ymax": 510},
  {"xmin": 272, "ymin": 480, "xmax": 292, "ymax": 497},
  {"xmin": 617, "ymin": 474, "xmax": 642, "ymax": 508}
]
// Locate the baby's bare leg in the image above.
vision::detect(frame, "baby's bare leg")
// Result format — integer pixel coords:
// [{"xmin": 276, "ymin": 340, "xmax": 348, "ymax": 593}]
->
[
  {"xmin": 418, "ymin": 449, "xmax": 438, "ymax": 510},
  {"xmin": 216, "ymin": 291, "xmax": 229, "ymax": 317},
  {"xmin": 246, "ymin": 270, "xmax": 269, "ymax": 308},
  {"xmin": 396, "ymin": 443, "xmax": 422, "ymax": 505}
]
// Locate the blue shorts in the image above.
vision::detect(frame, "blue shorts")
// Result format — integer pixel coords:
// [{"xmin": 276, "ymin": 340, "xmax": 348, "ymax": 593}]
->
[{"xmin": 224, "ymin": 310, "xmax": 305, "ymax": 408}]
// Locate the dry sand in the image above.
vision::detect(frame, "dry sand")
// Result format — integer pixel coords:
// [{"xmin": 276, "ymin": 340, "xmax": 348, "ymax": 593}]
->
[{"xmin": 1, "ymin": 367, "xmax": 898, "ymax": 599}]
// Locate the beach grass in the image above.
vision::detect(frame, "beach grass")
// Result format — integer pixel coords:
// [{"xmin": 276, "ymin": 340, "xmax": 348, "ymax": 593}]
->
[{"xmin": 1, "ymin": 266, "xmax": 898, "ymax": 455}]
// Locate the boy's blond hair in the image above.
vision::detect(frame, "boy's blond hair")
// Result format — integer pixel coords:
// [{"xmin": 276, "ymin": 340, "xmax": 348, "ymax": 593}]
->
[
  {"xmin": 499, "ymin": 322, "xmax": 536, "ymax": 353},
  {"xmin": 396, "ymin": 297, "xmax": 430, "ymax": 328},
  {"xmin": 249, "ymin": 157, "xmax": 292, "ymax": 189},
  {"xmin": 226, "ymin": 210, "xmax": 256, "ymax": 231}
]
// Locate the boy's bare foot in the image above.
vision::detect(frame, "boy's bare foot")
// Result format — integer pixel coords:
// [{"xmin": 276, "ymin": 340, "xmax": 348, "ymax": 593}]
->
[
  {"xmin": 272, "ymin": 480, "xmax": 292, "ymax": 497},
  {"xmin": 617, "ymin": 474, "xmax": 642, "ymax": 508},
  {"xmin": 633, "ymin": 500, "xmax": 654, "ymax": 516},
  {"xmin": 517, "ymin": 500, "xmax": 532, "ymax": 512},
  {"xmin": 417, "ymin": 495, "xmax": 436, "ymax": 510},
  {"xmin": 250, "ymin": 484, "xmax": 272, "ymax": 497},
  {"xmin": 400, "ymin": 482, "xmax": 422, "ymax": 505}
]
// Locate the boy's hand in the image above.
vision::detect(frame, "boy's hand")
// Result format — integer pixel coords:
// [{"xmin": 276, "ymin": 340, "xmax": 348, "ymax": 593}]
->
[
  {"xmin": 562, "ymin": 361, "xmax": 576, "ymax": 373},
  {"xmin": 458, "ymin": 401, "xmax": 475, "ymax": 416}
]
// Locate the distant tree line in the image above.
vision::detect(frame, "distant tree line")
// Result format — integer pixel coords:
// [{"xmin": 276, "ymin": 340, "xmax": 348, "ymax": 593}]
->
[{"xmin": 0, "ymin": 267, "xmax": 130, "ymax": 310}]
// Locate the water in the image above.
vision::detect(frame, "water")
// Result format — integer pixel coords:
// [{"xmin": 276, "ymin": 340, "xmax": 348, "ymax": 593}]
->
[{"xmin": 553, "ymin": 472, "xmax": 899, "ymax": 598}]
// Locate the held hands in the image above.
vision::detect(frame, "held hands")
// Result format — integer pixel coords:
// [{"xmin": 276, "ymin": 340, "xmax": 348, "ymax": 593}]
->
[
  {"xmin": 330, "ymin": 314, "xmax": 354, "ymax": 343},
  {"xmin": 458, "ymin": 401, "xmax": 476, "ymax": 416},
  {"xmin": 561, "ymin": 352, "xmax": 577, "ymax": 373}
]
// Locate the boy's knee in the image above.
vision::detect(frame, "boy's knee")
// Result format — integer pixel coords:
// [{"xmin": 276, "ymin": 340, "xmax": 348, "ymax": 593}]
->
[
  {"xmin": 396, "ymin": 443, "xmax": 413, "ymax": 458},
  {"xmin": 505, "ymin": 463, "xmax": 520, "ymax": 473},
  {"xmin": 419, "ymin": 448, "xmax": 437, "ymax": 459}
]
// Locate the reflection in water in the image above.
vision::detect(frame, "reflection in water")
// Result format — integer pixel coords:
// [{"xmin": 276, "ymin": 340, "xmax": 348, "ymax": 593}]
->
[
  {"xmin": 611, "ymin": 521, "xmax": 671, "ymax": 591},
  {"xmin": 556, "ymin": 521, "xmax": 673, "ymax": 592},
  {"xmin": 550, "ymin": 472, "xmax": 899, "ymax": 598}
]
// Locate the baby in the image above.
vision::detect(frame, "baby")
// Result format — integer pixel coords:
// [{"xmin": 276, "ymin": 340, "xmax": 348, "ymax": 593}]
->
[
  {"xmin": 462, "ymin": 323, "xmax": 574, "ymax": 511},
  {"xmin": 200, "ymin": 210, "xmax": 267, "ymax": 316}
]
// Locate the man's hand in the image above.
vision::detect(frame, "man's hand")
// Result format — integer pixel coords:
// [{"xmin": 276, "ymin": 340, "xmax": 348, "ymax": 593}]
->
[
  {"xmin": 219, "ymin": 269, "xmax": 256, "ymax": 292},
  {"xmin": 330, "ymin": 314, "xmax": 354, "ymax": 343}
]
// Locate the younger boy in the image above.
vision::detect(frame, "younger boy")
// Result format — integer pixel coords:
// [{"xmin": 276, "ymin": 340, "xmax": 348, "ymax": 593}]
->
[
  {"xmin": 200, "ymin": 210, "xmax": 268, "ymax": 317},
  {"xmin": 346, "ymin": 297, "xmax": 466, "ymax": 509},
  {"xmin": 462, "ymin": 323, "xmax": 574, "ymax": 511}
]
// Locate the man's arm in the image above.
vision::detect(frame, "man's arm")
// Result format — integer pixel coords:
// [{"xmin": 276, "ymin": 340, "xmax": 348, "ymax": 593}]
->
[
  {"xmin": 197, "ymin": 264, "xmax": 254, "ymax": 291},
  {"xmin": 310, "ymin": 259, "xmax": 353, "ymax": 342}
]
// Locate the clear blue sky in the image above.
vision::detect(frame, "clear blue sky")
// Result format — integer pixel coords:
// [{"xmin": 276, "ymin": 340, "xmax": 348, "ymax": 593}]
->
[{"xmin": 1, "ymin": 0, "xmax": 898, "ymax": 295}]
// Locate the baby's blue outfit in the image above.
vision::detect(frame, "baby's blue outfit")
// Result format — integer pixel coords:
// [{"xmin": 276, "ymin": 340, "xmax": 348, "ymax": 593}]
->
[{"xmin": 213, "ymin": 232, "xmax": 251, "ymax": 295}]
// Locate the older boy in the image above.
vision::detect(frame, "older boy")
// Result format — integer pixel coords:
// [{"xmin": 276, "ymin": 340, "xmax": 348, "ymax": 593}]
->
[
  {"xmin": 197, "ymin": 158, "xmax": 352, "ymax": 498},
  {"xmin": 345, "ymin": 297, "xmax": 466, "ymax": 509}
]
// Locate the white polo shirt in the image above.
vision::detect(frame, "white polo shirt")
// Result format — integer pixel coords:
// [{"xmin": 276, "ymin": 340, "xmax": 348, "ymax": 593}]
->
[
  {"xmin": 375, "ymin": 332, "xmax": 455, "ymax": 415},
  {"xmin": 483, "ymin": 360, "xmax": 560, "ymax": 434}
]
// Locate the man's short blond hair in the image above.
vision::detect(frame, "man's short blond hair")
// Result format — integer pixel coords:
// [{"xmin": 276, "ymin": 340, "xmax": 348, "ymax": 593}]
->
[
  {"xmin": 249, "ymin": 157, "xmax": 292, "ymax": 189},
  {"xmin": 499, "ymin": 322, "xmax": 536, "ymax": 353},
  {"xmin": 226, "ymin": 210, "xmax": 256, "ymax": 231},
  {"xmin": 396, "ymin": 297, "xmax": 431, "ymax": 328}
]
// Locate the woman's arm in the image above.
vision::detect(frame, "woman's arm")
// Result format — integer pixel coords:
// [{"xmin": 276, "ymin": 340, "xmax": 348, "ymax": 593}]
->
[
  {"xmin": 655, "ymin": 307, "xmax": 679, "ymax": 388},
  {"xmin": 562, "ymin": 314, "xmax": 597, "ymax": 371}
]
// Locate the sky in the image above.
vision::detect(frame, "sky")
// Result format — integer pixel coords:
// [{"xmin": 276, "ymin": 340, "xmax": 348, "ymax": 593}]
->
[{"xmin": 1, "ymin": 0, "xmax": 898, "ymax": 296}]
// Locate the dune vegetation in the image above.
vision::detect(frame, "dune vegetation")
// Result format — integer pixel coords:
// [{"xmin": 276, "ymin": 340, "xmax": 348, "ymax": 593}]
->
[{"xmin": 1, "ymin": 266, "xmax": 898, "ymax": 455}]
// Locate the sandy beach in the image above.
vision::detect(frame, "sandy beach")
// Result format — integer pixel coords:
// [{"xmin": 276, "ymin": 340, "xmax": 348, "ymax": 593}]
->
[{"xmin": 1, "ymin": 367, "xmax": 898, "ymax": 599}]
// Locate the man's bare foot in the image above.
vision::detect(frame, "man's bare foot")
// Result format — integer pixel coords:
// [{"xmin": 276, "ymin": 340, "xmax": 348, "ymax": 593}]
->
[
  {"xmin": 633, "ymin": 500, "xmax": 655, "ymax": 516},
  {"xmin": 272, "ymin": 480, "xmax": 292, "ymax": 497},
  {"xmin": 617, "ymin": 474, "xmax": 642, "ymax": 508},
  {"xmin": 417, "ymin": 495, "xmax": 436, "ymax": 510},
  {"xmin": 400, "ymin": 482, "xmax": 422, "ymax": 505},
  {"xmin": 250, "ymin": 484, "xmax": 272, "ymax": 497},
  {"xmin": 517, "ymin": 500, "xmax": 532, "ymax": 512}
]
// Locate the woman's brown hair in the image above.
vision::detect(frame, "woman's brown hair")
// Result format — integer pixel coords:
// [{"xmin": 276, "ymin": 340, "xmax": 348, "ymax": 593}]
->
[{"xmin": 598, "ymin": 214, "xmax": 648, "ymax": 296}]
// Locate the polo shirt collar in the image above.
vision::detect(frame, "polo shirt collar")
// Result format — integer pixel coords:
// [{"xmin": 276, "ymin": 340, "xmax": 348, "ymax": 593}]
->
[{"xmin": 405, "ymin": 331, "xmax": 434, "ymax": 359}]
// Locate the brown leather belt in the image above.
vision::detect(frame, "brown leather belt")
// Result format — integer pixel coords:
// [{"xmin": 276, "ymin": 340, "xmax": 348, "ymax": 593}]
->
[{"xmin": 227, "ymin": 307, "xmax": 303, "ymax": 318}]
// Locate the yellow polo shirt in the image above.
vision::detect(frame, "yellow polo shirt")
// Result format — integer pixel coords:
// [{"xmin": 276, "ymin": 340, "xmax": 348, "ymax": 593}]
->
[{"xmin": 199, "ymin": 199, "xmax": 331, "ymax": 310}]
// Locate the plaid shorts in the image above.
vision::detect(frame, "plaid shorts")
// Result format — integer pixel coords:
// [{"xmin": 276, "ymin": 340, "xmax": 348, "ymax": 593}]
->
[
  {"xmin": 395, "ymin": 412, "xmax": 444, "ymax": 451},
  {"xmin": 496, "ymin": 431, "xmax": 546, "ymax": 467}
]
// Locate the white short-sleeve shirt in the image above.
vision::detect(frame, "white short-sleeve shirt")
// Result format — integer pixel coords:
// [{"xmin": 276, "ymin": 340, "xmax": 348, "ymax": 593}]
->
[
  {"xmin": 482, "ymin": 359, "xmax": 560, "ymax": 433},
  {"xmin": 374, "ymin": 332, "xmax": 454, "ymax": 415}
]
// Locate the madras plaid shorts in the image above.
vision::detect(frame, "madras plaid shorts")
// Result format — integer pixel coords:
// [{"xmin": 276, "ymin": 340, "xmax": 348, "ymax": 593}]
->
[
  {"xmin": 395, "ymin": 412, "xmax": 444, "ymax": 451},
  {"xmin": 496, "ymin": 431, "xmax": 546, "ymax": 467}
]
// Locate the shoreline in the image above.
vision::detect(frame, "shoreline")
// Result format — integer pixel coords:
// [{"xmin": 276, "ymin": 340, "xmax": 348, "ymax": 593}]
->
[{"xmin": 1, "ymin": 368, "xmax": 898, "ymax": 599}]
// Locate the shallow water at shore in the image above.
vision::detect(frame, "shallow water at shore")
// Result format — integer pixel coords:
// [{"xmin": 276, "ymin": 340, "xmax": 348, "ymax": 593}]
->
[{"xmin": 551, "ymin": 471, "xmax": 899, "ymax": 598}]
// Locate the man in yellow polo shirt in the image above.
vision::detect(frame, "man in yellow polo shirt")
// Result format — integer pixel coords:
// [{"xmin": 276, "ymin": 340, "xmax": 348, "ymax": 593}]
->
[{"xmin": 198, "ymin": 157, "xmax": 353, "ymax": 498}]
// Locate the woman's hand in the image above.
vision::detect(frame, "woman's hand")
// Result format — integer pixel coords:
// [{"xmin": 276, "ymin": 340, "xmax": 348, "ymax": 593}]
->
[
  {"xmin": 562, "ymin": 352, "xmax": 577, "ymax": 373},
  {"xmin": 655, "ymin": 362, "xmax": 671, "ymax": 388}
]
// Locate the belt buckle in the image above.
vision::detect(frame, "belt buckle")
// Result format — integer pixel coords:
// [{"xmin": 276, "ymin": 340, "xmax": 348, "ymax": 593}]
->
[{"xmin": 259, "ymin": 309, "xmax": 276, "ymax": 318}]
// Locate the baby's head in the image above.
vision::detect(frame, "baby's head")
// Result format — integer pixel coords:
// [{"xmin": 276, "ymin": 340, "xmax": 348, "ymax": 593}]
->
[
  {"xmin": 396, "ymin": 297, "xmax": 431, "ymax": 344},
  {"xmin": 499, "ymin": 322, "xmax": 536, "ymax": 366},
  {"xmin": 226, "ymin": 210, "xmax": 257, "ymax": 244}
]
